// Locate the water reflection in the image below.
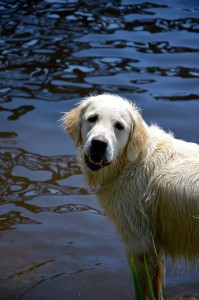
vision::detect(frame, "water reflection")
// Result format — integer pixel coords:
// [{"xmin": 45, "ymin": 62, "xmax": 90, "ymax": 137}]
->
[
  {"xmin": 0, "ymin": 104, "xmax": 35, "ymax": 120},
  {"xmin": 0, "ymin": 0, "xmax": 198, "ymax": 102},
  {"xmin": 0, "ymin": 0, "xmax": 199, "ymax": 299},
  {"xmin": 0, "ymin": 146, "xmax": 91, "ymax": 232}
]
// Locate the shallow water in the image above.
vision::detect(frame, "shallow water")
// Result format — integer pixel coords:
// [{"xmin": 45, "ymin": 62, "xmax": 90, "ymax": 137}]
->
[{"xmin": 0, "ymin": 0, "xmax": 199, "ymax": 299}]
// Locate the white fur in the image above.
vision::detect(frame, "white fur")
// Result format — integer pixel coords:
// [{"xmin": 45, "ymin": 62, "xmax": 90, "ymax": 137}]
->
[{"xmin": 63, "ymin": 94, "xmax": 199, "ymax": 299}]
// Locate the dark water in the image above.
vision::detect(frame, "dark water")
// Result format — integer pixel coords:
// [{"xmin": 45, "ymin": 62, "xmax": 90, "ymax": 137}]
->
[{"xmin": 0, "ymin": 0, "xmax": 199, "ymax": 299}]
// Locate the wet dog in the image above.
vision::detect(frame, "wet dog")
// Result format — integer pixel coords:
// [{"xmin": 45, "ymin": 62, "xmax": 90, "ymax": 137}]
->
[{"xmin": 62, "ymin": 93, "xmax": 199, "ymax": 299}]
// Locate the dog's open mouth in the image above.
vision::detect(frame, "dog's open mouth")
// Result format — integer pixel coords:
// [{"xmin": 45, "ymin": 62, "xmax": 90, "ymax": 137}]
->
[{"xmin": 85, "ymin": 154, "xmax": 110, "ymax": 171}]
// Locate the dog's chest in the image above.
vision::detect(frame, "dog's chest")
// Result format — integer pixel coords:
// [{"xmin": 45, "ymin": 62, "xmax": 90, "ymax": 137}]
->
[{"xmin": 97, "ymin": 175, "xmax": 148, "ymax": 241}]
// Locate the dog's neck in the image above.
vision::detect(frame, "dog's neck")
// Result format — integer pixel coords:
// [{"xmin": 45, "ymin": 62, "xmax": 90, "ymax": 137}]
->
[{"xmin": 82, "ymin": 154, "xmax": 128, "ymax": 189}]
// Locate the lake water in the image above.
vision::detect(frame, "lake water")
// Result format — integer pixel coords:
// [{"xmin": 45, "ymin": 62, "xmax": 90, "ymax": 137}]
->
[{"xmin": 0, "ymin": 0, "xmax": 199, "ymax": 299}]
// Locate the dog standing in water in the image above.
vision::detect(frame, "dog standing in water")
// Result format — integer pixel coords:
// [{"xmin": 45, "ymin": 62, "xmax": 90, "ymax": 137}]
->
[{"xmin": 62, "ymin": 94, "xmax": 199, "ymax": 299}]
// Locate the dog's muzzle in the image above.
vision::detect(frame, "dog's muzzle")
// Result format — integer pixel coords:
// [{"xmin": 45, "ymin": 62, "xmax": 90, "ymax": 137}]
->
[{"xmin": 85, "ymin": 135, "xmax": 111, "ymax": 171}]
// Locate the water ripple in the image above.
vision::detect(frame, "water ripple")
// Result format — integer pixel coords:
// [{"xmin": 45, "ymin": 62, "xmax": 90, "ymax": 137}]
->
[
  {"xmin": 0, "ymin": 146, "xmax": 93, "ymax": 232},
  {"xmin": 0, "ymin": 0, "xmax": 198, "ymax": 101}
]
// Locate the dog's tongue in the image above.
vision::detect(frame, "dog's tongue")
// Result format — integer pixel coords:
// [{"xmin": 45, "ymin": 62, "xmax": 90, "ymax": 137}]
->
[{"xmin": 90, "ymin": 155, "xmax": 103, "ymax": 165}]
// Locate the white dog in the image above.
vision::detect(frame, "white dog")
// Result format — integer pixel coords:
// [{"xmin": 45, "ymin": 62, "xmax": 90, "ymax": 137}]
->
[{"xmin": 62, "ymin": 94, "xmax": 199, "ymax": 299}]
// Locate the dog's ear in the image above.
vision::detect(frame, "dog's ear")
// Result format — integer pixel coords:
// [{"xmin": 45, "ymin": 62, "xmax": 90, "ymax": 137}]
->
[
  {"xmin": 62, "ymin": 106, "xmax": 82, "ymax": 146},
  {"xmin": 127, "ymin": 109, "xmax": 149, "ymax": 161}
]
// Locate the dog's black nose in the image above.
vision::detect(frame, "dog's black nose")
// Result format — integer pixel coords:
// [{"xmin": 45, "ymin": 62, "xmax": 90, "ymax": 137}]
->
[{"xmin": 91, "ymin": 136, "xmax": 108, "ymax": 155}]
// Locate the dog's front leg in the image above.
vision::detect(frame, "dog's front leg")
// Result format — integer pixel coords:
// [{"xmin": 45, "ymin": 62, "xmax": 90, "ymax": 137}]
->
[
  {"xmin": 129, "ymin": 254, "xmax": 164, "ymax": 300},
  {"xmin": 152, "ymin": 257, "xmax": 164, "ymax": 300}
]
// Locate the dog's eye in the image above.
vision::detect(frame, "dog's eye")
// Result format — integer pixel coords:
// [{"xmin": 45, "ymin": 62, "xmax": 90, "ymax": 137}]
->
[
  {"xmin": 115, "ymin": 122, "xmax": 124, "ymax": 130},
  {"xmin": 87, "ymin": 115, "xmax": 98, "ymax": 123}
]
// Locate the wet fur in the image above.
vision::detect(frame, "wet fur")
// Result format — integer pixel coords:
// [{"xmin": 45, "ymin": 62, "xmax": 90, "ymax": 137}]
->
[{"xmin": 62, "ymin": 94, "xmax": 199, "ymax": 299}]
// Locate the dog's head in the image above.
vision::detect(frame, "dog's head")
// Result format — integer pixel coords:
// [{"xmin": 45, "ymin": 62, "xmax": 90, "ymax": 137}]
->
[{"xmin": 62, "ymin": 94, "xmax": 149, "ymax": 172}]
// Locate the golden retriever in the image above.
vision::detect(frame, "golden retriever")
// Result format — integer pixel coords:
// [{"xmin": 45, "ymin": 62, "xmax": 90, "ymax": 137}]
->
[{"xmin": 62, "ymin": 93, "xmax": 199, "ymax": 299}]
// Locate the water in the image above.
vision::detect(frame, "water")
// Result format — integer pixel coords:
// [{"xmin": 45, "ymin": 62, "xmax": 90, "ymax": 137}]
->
[{"xmin": 0, "ymin": 0, "xmax": 199, "ymax": 299}]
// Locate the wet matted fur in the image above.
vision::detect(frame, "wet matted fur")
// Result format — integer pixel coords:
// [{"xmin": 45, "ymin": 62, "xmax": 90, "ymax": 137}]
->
[{"xmin": 62, "ymin": 94, "xmax": 199, "ymax": 299}]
